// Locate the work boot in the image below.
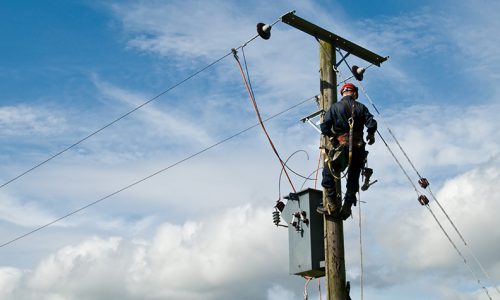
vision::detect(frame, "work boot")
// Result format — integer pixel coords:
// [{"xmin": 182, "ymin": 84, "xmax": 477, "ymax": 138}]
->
[
  {"xmin": 317, "ymin": 189, "xmax": 340, "ymax": 216},
  {"xmin": 316, "ymin": 202, "xmax": 340, "ymax": 216},
  {"xmin": 340, "ymin": 202, "xmax": 353, "ymax": 220},
  {"xmin": 341, "ymin": 192, "xmax": 357, "ymax": 220}
]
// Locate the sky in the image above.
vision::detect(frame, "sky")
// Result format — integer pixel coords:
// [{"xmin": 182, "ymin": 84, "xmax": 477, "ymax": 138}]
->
[{"xmin": 0, "ymin": 0, "xmax": 499, "ymax": 299}]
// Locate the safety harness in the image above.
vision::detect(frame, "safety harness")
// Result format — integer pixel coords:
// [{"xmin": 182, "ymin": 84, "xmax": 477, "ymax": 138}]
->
[{"xmin": 326, "ymin": 99, "xmax": 356, "ymax": 179}]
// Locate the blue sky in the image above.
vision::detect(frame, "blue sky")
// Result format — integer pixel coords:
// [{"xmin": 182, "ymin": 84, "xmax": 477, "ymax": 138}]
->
[{"xmin": 1, "ymin": 1, "xmax": 500, "ymax": 299}]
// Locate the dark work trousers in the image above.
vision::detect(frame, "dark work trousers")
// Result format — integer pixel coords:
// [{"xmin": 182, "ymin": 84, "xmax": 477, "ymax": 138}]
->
[{"xmin": 322, "ymin": 143, "xmax": 366, "ymax": 204}]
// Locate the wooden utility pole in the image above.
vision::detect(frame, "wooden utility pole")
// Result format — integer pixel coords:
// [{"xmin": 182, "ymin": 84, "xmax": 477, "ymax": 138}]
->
[
  {"xmin": 319, "ymin": 41, "xmax": 347, "ymax": 300},
  {"xmin": 280, "ymin": 11, "xmax": 386, "ymax": 300}
]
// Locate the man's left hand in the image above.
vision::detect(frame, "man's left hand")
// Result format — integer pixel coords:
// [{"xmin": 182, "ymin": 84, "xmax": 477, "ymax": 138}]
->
[{"xmin": 366, "ymin": 133, "xmax": 375, "ymax": 145}]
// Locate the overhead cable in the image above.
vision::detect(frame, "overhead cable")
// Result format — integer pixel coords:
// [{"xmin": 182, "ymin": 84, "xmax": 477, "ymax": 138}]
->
[
  {"xmin": 0, "ymin": 95, "xmax": 316, "ymax": 249},
  {"xmin": 321, "ymin": 40, "xmax": 496, "ymax": 297},
  {"xmin": 232, "ymin": 46, "xmax": 297, "ymax": 193},
  {"xmin": 334, "ymin": 50, "xmax": 497, "ymax": 298},
  {"xmin": 0, "ymin": 31, "xmax": 266, "ymax": 191}
]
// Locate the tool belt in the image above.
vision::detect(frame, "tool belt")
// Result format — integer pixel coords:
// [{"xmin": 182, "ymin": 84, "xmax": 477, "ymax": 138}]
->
[{"xmin": 336, "ymin": 132, "xmax": 365, "ymax": 147}]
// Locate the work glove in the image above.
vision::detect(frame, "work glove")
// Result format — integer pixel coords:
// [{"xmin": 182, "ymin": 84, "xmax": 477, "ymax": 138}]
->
[{"xmin": 366, "ymin": 132, "xmax": 375, "ymax": 145}]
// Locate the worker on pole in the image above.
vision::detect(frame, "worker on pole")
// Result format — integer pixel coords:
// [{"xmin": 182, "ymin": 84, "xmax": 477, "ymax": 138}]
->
[{"xmin": 317, "ymin": 82, "xmax": 377, "ymax": 220}]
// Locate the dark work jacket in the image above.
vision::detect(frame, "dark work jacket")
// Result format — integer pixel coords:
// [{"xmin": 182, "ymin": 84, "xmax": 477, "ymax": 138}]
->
[{"xmin": 320, "ymin": 96, "xmax": 377, "ymax": 141}]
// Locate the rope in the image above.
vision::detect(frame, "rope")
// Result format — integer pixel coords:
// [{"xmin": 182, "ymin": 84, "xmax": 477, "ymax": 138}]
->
[
  {"xmin": 0, "ymin": 95, "xmax": 317, "ymax": 248},
  {"xmin": 314, "ymin": 150, "xmax": 321, "ymax": 189},
  {"xmin": 233, "ymin": 47, "xmax": 296, "ymax": 193},
  {"xmin": 303, "ymin": 276, "xmax": 312, "ymax": 300},
  {"xmin": 318, "ymin": 278, "xmax": 323, "ymax": 300},
  {"xmin": 358, "ymin": 190, "xmax": 365, "ymax": 300}
]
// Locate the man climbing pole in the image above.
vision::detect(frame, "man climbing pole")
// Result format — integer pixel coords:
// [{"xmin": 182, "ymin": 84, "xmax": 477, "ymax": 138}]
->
[{"xmin": 317, "ymin": 82, "xmax": 377, "ymax": 220}]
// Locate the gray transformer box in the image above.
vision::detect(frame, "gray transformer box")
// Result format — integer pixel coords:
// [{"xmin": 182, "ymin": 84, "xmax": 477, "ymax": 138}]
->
[{"xmin": 282, "ymin": 188, "xmax": 325, "ymax": 277}]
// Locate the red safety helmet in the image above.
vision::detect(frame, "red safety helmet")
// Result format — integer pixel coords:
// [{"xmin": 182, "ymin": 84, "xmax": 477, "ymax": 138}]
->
[{"xmin": 340, "ymin": 82, "xmax": 358, "ymax": 95}]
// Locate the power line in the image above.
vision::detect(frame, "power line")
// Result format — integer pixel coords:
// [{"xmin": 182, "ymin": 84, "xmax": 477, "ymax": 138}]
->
[
  {"xmin": 0, "ymin": 95, "xmax": 316, "ymax": 249},
  {"xmin": 0, "ymin": 37, "xmax": 263, "ymax": 191},
  {"xmin": 332, "ymin": 53, "xmax": 497, "ymax": 297},
  {"xmin": 233, "ymin": 46, "xmax": 297, "ymax": 193},
  {"xmin": 321, "ymin": 40, "xmax": 497, "ymax": 296}
]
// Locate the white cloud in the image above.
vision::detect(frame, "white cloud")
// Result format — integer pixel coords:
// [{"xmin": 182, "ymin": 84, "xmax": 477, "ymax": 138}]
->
[
  {"xmin": 0, "ymin": 105, "xmax": 65, "ymax": 137},
  {"xmin": 380, "ymin": 103, "xmax": 500, "ymax": 173},
  {"xmin": 0, "ymin": 267, "xmax": 23, "ymax": 299},
  {"xmin": 266, "ymin": 284, "xmax": 298, "ymax": 300},
  {"xmin": 2, "ymin": 1, "xmax": 500, "ymax": 300},
  {"xmin": 107, "ymin": 0, "xmax": 321, "ymax": 111},
  {"xmin": 445, "ymin": 0, "xmax": 500, "ymax": 83},
  {"xmin": 0, "ymin": 205, "xmax": 289, "ymax": 300},
  {"xmin": 91, "ymin": 76, "xmax": 215, "ymax": 147},
  {"xmin": 0, "ymin": 192, "xmax": 56, "ymax": 227},
  {"xmin": 409, "ymin": 154, "xmax": 500, "ymax": 272}
]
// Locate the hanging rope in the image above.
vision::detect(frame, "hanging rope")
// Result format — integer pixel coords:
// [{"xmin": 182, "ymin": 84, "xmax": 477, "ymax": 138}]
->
[
  {"xmin": 318, "ymin": 278, "xmax": 323, "ymax": 300},
  {"xmin": 314, "ymin": 151, "xmax": 321, "ymax": 189},
  {"xmin": 358, "ymin": 190, "xmax": 365, "ymax": 300},
  {"xmin": 232, "ymin": 47, "xmax": 296, "ymax": 193},
  {"xmin": 303, "ymin": 276, "xmax": 312, "ymax": 300}
]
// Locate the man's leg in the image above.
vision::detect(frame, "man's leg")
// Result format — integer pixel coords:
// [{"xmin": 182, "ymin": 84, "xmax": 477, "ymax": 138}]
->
[
  {"xmin": 318, "ymin": 160, "xmax": 341, "ymax": 216},
  {"xmin": 341, "ymin": 147, "xmax": 364, "ymax": 220}
]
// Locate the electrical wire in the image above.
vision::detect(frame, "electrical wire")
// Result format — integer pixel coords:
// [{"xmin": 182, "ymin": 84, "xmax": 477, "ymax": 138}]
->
[
  {"xmin": 331, "ymin": 51, "xmax": 498, "ymax": 298},
  {"xmin": 0, "ymin": 95, "xmax": 317, "ymax": 249},
  {"xmin": 277, "ymin": 150, "xmax": 313, "ymax": 199},
  {"xmin": 318, "ymin": 41, "xmax": 497, "ymax": 297},
  {"xmin": 300, "ymin": 164, "xmax": 323, "ymax": 190},
  {"xmin": 337, "ymin": 52, "xmax": 500, "ymax": 297},
  {"xmin": 0, "ymin": 53, "xmax": 232, "ymax": 191},
  {"xmin": 233, "ymin": 47, "xmax": 296, "ymax": 193},
  {"xmin": 359, "ymin": 78, "xmax": 498, "ymax": 294},
  {"xmin": 376, "ymin": 106, "xmax": 494, "ymax": 300},
  {"xmin": 425, "ymin": 205, "xmax": 492, "ymax": 300},
  {"xmin": 0, "ymin": 26, "xmax": 273, "ymax": 192}
]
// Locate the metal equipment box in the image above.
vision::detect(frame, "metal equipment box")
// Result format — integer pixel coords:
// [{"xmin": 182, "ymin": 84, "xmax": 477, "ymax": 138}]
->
[{"xmin": 282, "ymin": 188, "xmax": 325, "ymax": 277}]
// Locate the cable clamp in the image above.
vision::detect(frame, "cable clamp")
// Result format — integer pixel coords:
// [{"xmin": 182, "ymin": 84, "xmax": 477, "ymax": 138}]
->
[
  {"xmin": 231, "ymin": 48, "xmax": 239, "ymax": 60},
  {"xmin": 418, "ymin": 195, "xmax": 429, "ymax": 206},
  {"xmin": 419, "ymin": 178, "xmax": 429, "ymax": 189}
]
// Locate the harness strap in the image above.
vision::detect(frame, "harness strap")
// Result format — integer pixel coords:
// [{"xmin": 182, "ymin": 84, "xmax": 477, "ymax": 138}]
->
[{"xmin": 348, "ymin": 101, "xmax": 355, "ymax": 168}]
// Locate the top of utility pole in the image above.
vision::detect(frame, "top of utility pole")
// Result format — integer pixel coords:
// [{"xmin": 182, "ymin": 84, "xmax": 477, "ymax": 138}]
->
[
  {"xmin": 281, "ymin": 11, "xmax": 387, "ymax": 66},
  {"xmin": 278, "ymin": 10, "xmax": 387, "ymax": 300}
]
